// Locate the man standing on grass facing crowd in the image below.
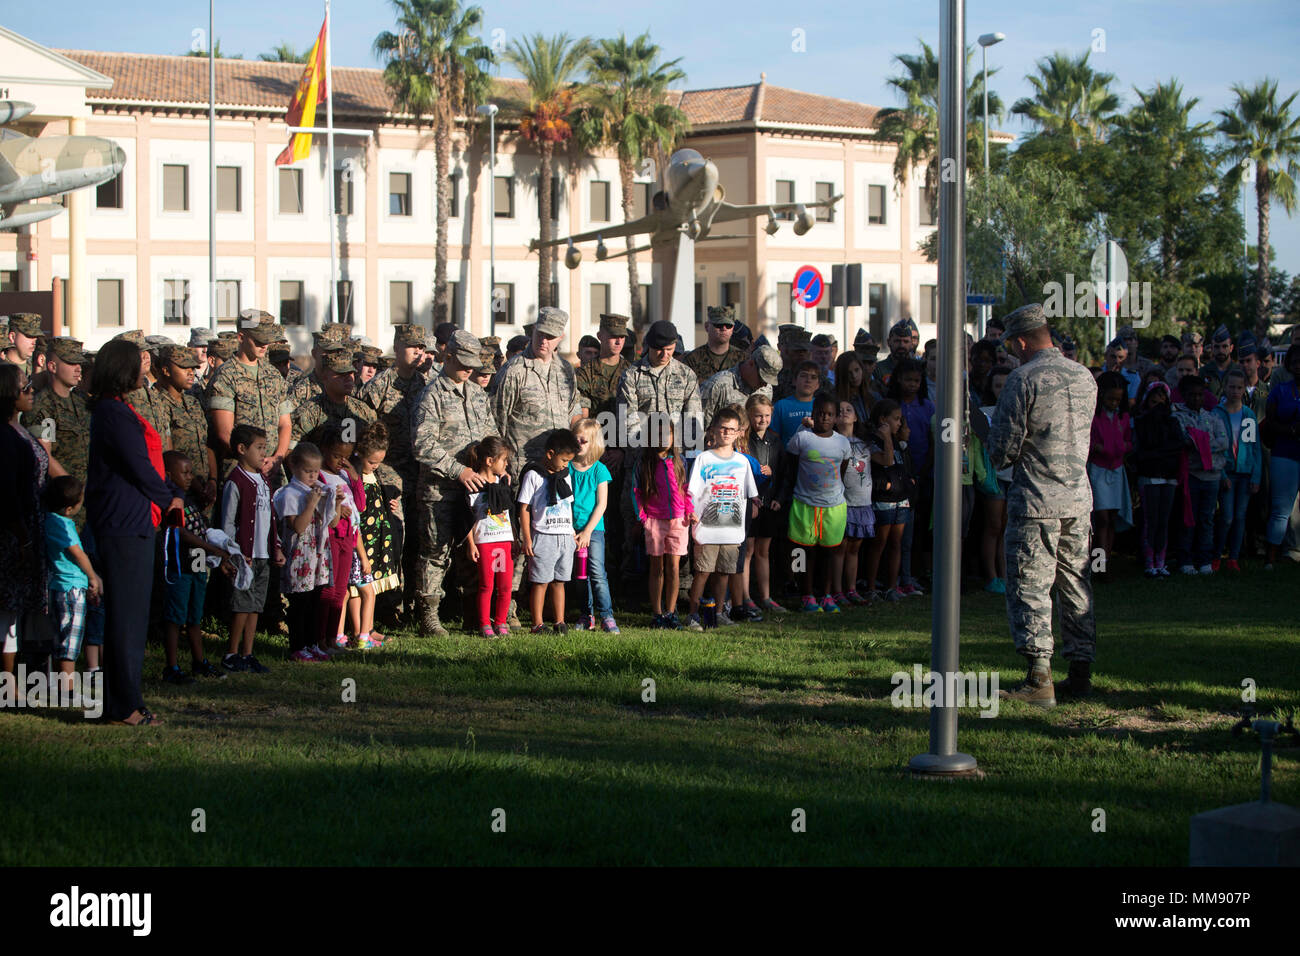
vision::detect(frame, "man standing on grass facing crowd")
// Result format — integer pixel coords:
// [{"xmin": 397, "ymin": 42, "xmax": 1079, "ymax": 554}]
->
[{"xmin": 981, "ymin": 303, "xmax": 1098, "ymax": 710}]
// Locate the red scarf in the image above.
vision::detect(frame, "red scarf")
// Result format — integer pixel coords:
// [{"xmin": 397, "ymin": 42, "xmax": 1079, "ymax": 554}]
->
[{"xmin": 124, "ymin": 398, "xmax": 166, "ymax": 528}]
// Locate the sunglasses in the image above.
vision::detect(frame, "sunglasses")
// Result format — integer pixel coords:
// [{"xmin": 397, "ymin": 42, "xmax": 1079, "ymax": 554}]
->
[{"xmin": 21, "ymin": 382, "xmax": 35, "ymax": 394}]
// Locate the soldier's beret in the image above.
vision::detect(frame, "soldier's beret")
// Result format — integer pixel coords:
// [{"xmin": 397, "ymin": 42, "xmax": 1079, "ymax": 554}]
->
[{"xmin": 644, "ymin": 320, "xmax": 676, "ymax": 349}]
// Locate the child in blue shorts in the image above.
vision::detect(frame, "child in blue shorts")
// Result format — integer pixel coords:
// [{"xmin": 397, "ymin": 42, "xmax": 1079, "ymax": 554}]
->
[{"xmin": 44, "ymin": 476, "xmax": 102, "ymax": 701}]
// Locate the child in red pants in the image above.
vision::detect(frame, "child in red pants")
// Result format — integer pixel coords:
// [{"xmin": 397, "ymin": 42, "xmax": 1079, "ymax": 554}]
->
[
  {"xmin": 467, "ymin": 436, "xmax": 514, "ymax": 638},
  {"xmin": 317, "ymin": 425, "xmax": 364, "ymax": 654}
]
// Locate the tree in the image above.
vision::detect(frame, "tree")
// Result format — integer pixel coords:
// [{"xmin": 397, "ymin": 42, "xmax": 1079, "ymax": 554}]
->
[
  {"xmin": 1216, "ymin": 78, "xmax": 1300, "ymax": 336},
  {"xmin": 504, "ymin": 33, "xmax": 593, "ymax": 310},
  {"xmin": 573, "ymin": 32, "xmax": 689, "ymax": 332},
  {"xmin": 259, "ymin": 43, "xmax": 310, "ymax": 64},
  {"xmin": 375, "ymin": 0, "xmax": 494, "ymax": 325},
  {"xmin": 1011, "ymin": 51, "xmax": 1120, "ymax": 151},
  {"xmin": 184, "ymin": 39, "xmax": 240, "ymax": 59},
  {"xmin": 872, "ymin": 39, "xmax": 1004, "ymax": 195}
]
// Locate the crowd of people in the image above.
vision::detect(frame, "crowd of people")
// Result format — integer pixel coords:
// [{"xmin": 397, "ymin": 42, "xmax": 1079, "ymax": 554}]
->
[{"xmin": 2, "ymin": 301, "xmax": 1299, "ymax": 724}]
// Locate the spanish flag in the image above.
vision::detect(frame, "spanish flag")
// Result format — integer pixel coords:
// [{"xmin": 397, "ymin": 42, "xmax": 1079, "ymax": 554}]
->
[{"xmin": 275, "ymin": 19, "xmax": 329, "ymax": 166}]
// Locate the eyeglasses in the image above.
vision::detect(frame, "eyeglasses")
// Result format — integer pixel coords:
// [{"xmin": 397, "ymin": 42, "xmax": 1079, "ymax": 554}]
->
[
  {"xmin": 716, "ymin": 426, "xmax": 739, "ymax": 434},
  {"xmin": 577, "ymin": 437, "xmax": 589, "ymax": 444},
  {"xmin": 20, "ymin": 382, "xmax": 35, "ymax": 394}
]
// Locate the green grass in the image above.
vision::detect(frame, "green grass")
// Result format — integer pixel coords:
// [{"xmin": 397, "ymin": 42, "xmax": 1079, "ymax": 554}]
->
[{"xmin": 2, "ymin": 558, "xmax": 1296, "ymax": 866}]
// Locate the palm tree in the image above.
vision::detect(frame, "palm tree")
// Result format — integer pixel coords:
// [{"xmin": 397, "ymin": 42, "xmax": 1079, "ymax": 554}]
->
[
  {"xmin": 1011, "ymin": 51, "xmax": 1120, "ymax": 150},
  {"xmin": 504, "ymin": 33, "xmax": 593, "ymax": 310},
  {"xmin": 1217, "ymin": 78, "xmax": 1300, "ymax": 334},
  {"xmin": 184, "ymin": 39, "xmax": 239, "ymax": 58},
  {"xmin": 375, "ymin": 0, "xmax": 494, "ymax": 325},
  {"xmin": 259, "ymin": 43, "xmax": 310, "ymax": 64},
  {"xmin": 873, "ymin": 40, "xmax": 1003, "ymax": 198},
  {"xmin": 573, "ymin": 33, "xmax": 689, "ymax": 332}
]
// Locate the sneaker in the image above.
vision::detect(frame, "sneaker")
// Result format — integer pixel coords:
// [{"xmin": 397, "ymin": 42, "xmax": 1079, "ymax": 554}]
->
[
  {"xmin": 649, "ymin": 613, "xmax": 664, "ymax": 629},
  {"xmin": 495, "ymin": 624, "xmax": 510, "ymax": 637},
  {"xmin": 1157, "ymin": 566, "xmax": 1171, "ymax": 577},
  {"xmin": 480, "ymin": 626, "xmax": 497, "ymax": 639},
  {"xmin": 1143, "ymin": 568, "xmax": 1159, "ymax": 579},
  {"xmin": 530, "ymin": 624, "xmax": 549, "ymax": 635},
  {"xmin": 832, "ymin": 592, "xmax": 849, "ymax": 608},
  {"xmin": 883, "ymin": 588, "xmax": 903, "ymax": 602},
  {"xmin": 984, "ymin": 577, "xmax": 1006, "ymax": 594},
  {"xmin": 1225, "ymin": 559, "xmax": 1242, "ymax": 572},
  {"xmin": 716, "ymin": 610, "xmax": 735, "ymax": 626},
  {"xmin": 334, "ymin": 634, "xmax": 349, "ymax": 649},
  {"xmin": 191, "ymin": 659, "xmax": 226, "ymax": 680},
  {"xmin": 683, "ymin": 613, "xmax": 704, "ymax": 632},
  {"xmin": 1198, "ymin": 564, "xmax": 1214, "ymax": 575},
  {"xmin": 161, "ymin": 665, "xmax": 194, "ymax": 686},
  {"xmin": 575, "ymin": 614, "xmax": 595, "ymax": 631},
  {"xmin": 898, "ymin": 583, "xmax": 925, "ymax": 597},
  {"xmin": 1180, "ymin": 565, "xmax": 1198, "ymax": 575},
  {"xmin": 241, "ymin": 654, "xmax": 270, "ymax": 674},
  {"xmin": 844, "ymin": 590, "xmax": 868, "ymax": 606},
  {"xmin": 554, "ymin": 622, "xmax": 569, "ymax": 635},
  {"xmin": 308, "ymin": 645, "xmax": 331, "ymax": 661},
  {"xmin": 867, "ymin": 589, "xmax": 882, "ymax": 601},
  {"xmin": 356, "ymin": 635, "xmax": 384, "ymax": 649},
  {"xmin": 221, "ymin": 653, "xmax": 249, "ymax": 673},
  {"xmin": 289, "ymin": 648, "xmax": 321, "ymax": 663},
  {"xmin": 601, "ymin": 617, "xmax": 620, "ymax": 635},
  {"xmin": 819, "ymin": 595, "xmax": 841, "ymax": 613},
  {"xmin": 1210, "ymin": 559, "xmax": 1222, "ymax": 573},
  {"xmin": 761, "ymin": 598, "xmax": 788, "ymax": 614},
  {"xmin": 801, "ymin": 595, "xmax": 822, "ymax": 613},
  {"xmin": 665, "ymin": 612, "xmax": 682, "ymax": 630}
]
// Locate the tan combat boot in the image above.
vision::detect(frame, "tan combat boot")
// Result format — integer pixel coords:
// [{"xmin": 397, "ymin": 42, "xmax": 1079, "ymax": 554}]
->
[
  {"xmin": 999, "ymin": 659, "xmax": 1056, "ymax": 709},
  {"xmin": 1054, "ymin": 660, "xmax": 1092, "ymax": 699},
  {"xmin": 418, "ymin": 599, "xmax": 449, "ymax": 637}
]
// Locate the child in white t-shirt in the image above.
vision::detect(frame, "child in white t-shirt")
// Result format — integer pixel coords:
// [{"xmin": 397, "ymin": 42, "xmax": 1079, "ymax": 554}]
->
[
  {"xmin": 518, "ymin": 429, "xmax": 581, "ymax": 634},
  {"xmin": 837, "ymin": 400, "xmax": 874, "ymax": 606},
  {"xmin": 683, "ymin": 408, "xmax": 760, "ymax": 631}
]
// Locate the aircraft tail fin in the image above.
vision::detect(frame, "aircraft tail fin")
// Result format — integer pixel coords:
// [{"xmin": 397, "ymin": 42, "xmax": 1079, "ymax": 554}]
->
[{"xmin": 0, "ymin": 152, "xmax": 17, "ymax": 188}]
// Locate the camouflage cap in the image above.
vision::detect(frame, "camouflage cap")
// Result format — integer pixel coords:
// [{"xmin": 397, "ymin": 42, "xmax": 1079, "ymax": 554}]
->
[
  {"xmin": 598, "ymin": 313, "xmax": 630, "ymax": 337},
  {"xmin": 1182, "ymin": 330, "xmax": 1204, "ymax": 345},
  {"xmin": 161, "ymin": 344, "xmax": 201, "ymax": 369},
  {"xmin": 751, "ymin": 344, "xmax": 782, "ymax": 386},
  {"xmin": 706, "ymin": 305, "xmax": 736, "ymax": 326},
  {"xmin": 448, "ymin": 329, "xmax": 483, "ymax": 367},
  {"xmin": 317, "ymin": 322, "xmax": 352, "ymax": 344},
  {"xmin": 5, "ymin": 313, "xmax": 42, "ymax": 338},
  {"xmin": 49, "ymin": 337, "xmax": 88, "ymax": 365},
  {"xmin": 481, "ymin": 336, "xmax": 501, "ymax": 348},
  {"xmin": 113, "ymin": 329, "xmax": 146, "ymax": 346},
  {"xmin": 787, "ymin": 329, "xmax": 812, "ymax": 350},
  {"xmin": 358, "ymin": 345, "xmax": 382, "ymax": 365},
  {"xmin": 776, "ymin": 323, "xmax": 803, "ymax": 345},
  {"xmin": 217, "ymin": 330, "xmax": 239, "ymax": 341},
  {"xmin": 393, "ymin": 324, "xmax": 427, "ymax": 348},
  {"xmin": 522, "ymin": 323, "xmax": 536, "ymax": 339},
  {"xmin": 209, "ymin": 338, "xmax": 237, "ymax": 360},
  {"xmin": 320, "ymin": 347, "xmax": 357, "ymax": 375},
  {"xmin": 535, "ymin": 306, "xmax": 568, "ymax": 339},
  {"xmin": 237, "ymin": 309, "xmax": 279, "ymax": 344},
  {"xmin": 477, "ymin": 350, "xmax": 496, "ymax": 373},
  {"xmin": 145, "ymin": 334, "xmax": 176, "ymax": 351},
  {"xmin": 268, "ymin": 343, "xmax": 292, "ymax": 363},
  {"xmin": 187, "ymin": 328, "xmax": 210, "ymax": 348},
  {"xmin": 1000, "ymin": 303, "xmax": 1048, "ymax": 343}
]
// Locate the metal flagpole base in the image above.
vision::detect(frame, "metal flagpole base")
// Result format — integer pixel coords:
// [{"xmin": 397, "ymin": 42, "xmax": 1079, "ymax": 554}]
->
[{"xmin": 908, "ymin": 751, "xmax": 981, "ymax": 779}]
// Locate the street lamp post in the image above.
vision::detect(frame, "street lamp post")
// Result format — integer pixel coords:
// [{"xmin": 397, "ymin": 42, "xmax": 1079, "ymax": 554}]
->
[
  {"xmin": 477, "ymin": 103, "xmax": 499, "ymax": 335},
  {"xmin": 976, "ymin": 31, "xmax": 1004, "ymax": 342}
]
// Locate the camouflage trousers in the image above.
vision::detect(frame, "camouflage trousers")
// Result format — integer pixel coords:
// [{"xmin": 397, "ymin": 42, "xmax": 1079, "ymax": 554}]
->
[
  {"xmin": 416, "ymin": 480, "xmax": 474, "ymax": 618},
  {"xmin": 1004, "ymin": 515, "xmax": 1096, "ymax": 663}
]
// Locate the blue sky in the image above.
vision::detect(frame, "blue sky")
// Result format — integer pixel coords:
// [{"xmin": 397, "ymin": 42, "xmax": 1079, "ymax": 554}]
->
[{"xmin": 11, "ymin": 0, "xmax": 1300, "ymax": 275}]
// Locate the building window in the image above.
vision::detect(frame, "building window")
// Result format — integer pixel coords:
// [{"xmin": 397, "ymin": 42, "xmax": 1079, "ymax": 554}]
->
[
  {"xmin": 639, "ymin": 283, "xmax": 653, "ymax": 323},
  {"xmin": 215, "ymin": 279, "xmax": 241, "ymax": 325},
  {"xmin": 590, "ymin": 283, "xmax": 610, "ymax": 322},
  {"xmin": 163, "ymin": 278, "xmax": 190, "ymax": 325},
  {"xmin": 446, "ymin": 280, "xmax": 464, "ymax": 325},
  {"xmin": 694, "ymin": 282, "xmax": 704, "ymax": 325},
  {"xmin": 216, "ymin": 166, "xmax": 241, "ymax": 213},
  {"xmin": 815, "ymin": 182, "xmax": 835, "ymax": 222},
  {"xmin": 95, "ymin": 175, "xmax": 123, "ymax": 210},
  {"xmin": 436, "ymin": 171, "xmax": 460, "ymax": 220},
  {"xmin": 494, "ymin": 176, "xmax": 514, "ymax": 219},
  {"xmin": 918, "ymin": 284, "xmax": 938, "ymax": 326},
  {"xmin": 330, "ymin": 280, "xmax": 355, "ymax": 325},
  {"xmin": 721, "ymin": 281, "xmax": 741, "ymax": 314},
  {"xmin": 491, "ymin": 282, "xmax": 514, "ymax": 324},
  {"xmin": 162, "ymin": 164, "xmax": 189, "ymax": 212},
  {"xmin": 279, "ymin": 280, "xmax": 303, "ymax": 326},
  {"xmin": 868, "ymin": 283, "xmax": 887, "ymax": 341},
  {"xmin": 335, "ymin": 168, "xmax": 354, "ymax": 216},
  {"xmin": 390, "ymin": 281, "xmax": 413, "ymax": 325},
  {"xmin": 815, "ymin": 283, "xmax": 834, "ymax": 324},
  {"xmin": 919, "ymin": 182, "xmax": 938, "ymax": 227},
  {"xmin": 389, "ymin": 172, "xmax": 411, "ymax": 216},
  {"xmin": 589, "ymin": 180, "xmax": 610, "ymax": 222},
  {"xmin": 536, "ymin": 174, "xmax": 562, "ymax": 222},
  {"xmin": 776, "ymin": 282, "xmax": 797, "ymax": 324},
  {"xmin": 867, "ymin": 185, "xmax": 887, "ymax": 225},
  {"xmin": 774, "ymin": 179, "xmax": 795, "ymax": 220},
  {"xmin": 279, "ymin": 168, "xmax": 303, "ymax": 215},
  {"xmin": 96, "ymin": 278, "xmax": 123, "ymax": 326},
  {"xmin": 1, "ymin": 270, "xmax": 19, "ymax": 293},
  {"xmin": 629, "ymin": 181, "xmax": 652, "ymax": 220}
]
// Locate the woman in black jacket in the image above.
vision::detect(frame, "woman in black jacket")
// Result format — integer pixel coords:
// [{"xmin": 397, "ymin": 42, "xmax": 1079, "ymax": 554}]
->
[
  {"xmin": 86, "ymin": 340, "xmax": 183, "ymax": 725},
  {"xmin": 1129, "ymin": 381, "xmax": 1185, "ymax": 578}
]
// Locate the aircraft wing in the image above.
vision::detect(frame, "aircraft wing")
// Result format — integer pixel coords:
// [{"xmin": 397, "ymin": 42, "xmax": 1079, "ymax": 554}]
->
[
  {"xmin": 529, "ymin": 215, "xmax": 656, "ymax": 251},
  {"xmin": 710, "ymin": 194, "xmax": 843, "ymax": 224}
]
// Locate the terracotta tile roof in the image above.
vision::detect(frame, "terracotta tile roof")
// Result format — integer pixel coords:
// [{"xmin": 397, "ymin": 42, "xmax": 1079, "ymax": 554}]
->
[{"xmin": 57, "ymin": 51, "xmax": 886, "ymax": 133}]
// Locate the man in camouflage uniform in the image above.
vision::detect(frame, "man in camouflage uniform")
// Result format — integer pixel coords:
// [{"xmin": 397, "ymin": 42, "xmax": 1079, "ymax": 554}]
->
[
  {"xmin": 206, "ymin": 310, "xmax": 293, "ymax": 480},
  {"xmin": 1202, "ymin": 324, "xmax": 1244, "ymax": 400},
  {"xmin": 290, "ymin": 346, "xmax": 376, "ymax": 443},
  {"xmin": 411, "ymin": 330, "xmax": 491, "ymax": 635},
  {"xmin": 983, "ymin": 303, "xmax": 1098, "ymax": 708},
  {"xmin": 24, "ymin": 339, "xmax": 91, "ymax": 524},
  {"xmin": 355, "ymin": 343, "xmax": 382, "ymax": 385},
  {"xmin": 156, "ymin": 344, "xmax": 218, "ymax": 498},
  {"xmin": 287, "ymin": 323, "xmax": 352, "ymax": 407},
  {"xmin": 700, "ymin": 345, "xmax": 781, "ymax": 428},
  {"xmin": 617, "ymin": 318, "xmax": 704, "ymax": 454},
  {"xmin": 683, "ymin": 305, "xmax": 747, "ymax": 382},
  {"xmin": 112, "ymin": 330, "xmax": 171, "ymax": 449},
  {"xmin": 4, "ymin": 313, "xmax": 42, "ymax": 375},
  {"xmin": 193, "ymin": 337, "xmax": 236, "ymax": 410},
  {"xmin": 773, "ymin": 326, "xmax": 812, "ymax": 401},
  {"xmin": 576, "ymin": 313, "xmax": 632, "ymax": 422}
]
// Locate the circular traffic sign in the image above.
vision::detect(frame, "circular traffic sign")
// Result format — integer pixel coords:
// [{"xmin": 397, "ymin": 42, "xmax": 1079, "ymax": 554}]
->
[{"xmin": 793, "ymin": 265, "xmax": 824, "ymax": 309}]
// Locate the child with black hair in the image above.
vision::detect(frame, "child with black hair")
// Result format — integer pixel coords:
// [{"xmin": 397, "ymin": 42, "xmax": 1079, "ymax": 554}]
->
[
  {"xmin": 518, "ymin": 428, "xmax": 580, "ymax": 633},
  {"xmin": 785, "ymin": 393, "xmax": 851, "ymax": 612},
  {"xmin": 1089, "ymin": 371, "xmax": 1133, "ymax": 574},
  {"xmin": 1130, "ymin": 382, "xmax": 1186, "ymax": 577},
  {"xmin": 466, "ymin": 436, "xmax": 515, "ymax": 638},
  {"xmin": 346, "ymin": 421, "xmax": 400, "ymax": 648},
  {"xmin": 220, "ymin": 424, "xmax": 284, "ymax": 672},
  {"xmin": 863, "ymin": 399, "xmax": 913, "ymax": 601},
  {"xmin": 887, "ymin": 357, "xmax": 933, "ymax": 596},
  {"xmin": 634, "ymin": 419, "xmax": 693, "ymax": 628},
  {"xmin": 44, "ymin": 475, "xmax": 102, "ymax": 699},
  {"xmin": 1172, "ymin": 374, "xmax": 1229, "ymax": 574},
  {"xmin": 837, "ymin": 399, "xmax": 874, "ymax": 605}
]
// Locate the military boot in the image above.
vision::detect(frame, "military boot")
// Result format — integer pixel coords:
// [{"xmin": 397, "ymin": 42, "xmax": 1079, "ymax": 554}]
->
[
  {"xmin": 1054, "ymin": 660, "xmax": 1092, "ymax": 699},
  {"xmin": 506, "ymin": 599, "xmax": 522, "ymax": 629},
  {"xmin": 999, "ymin": 659, "xmax": 1056, "ymax": 709},
  {"xmin": 418, "ymin": 599, "xmax": 449, "ymax": 637}
]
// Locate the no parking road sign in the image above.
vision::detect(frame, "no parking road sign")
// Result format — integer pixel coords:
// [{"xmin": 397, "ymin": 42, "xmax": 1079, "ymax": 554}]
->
[{"xmin": 792, "ymin": 265, "xmax": 824, "ymax": 309}]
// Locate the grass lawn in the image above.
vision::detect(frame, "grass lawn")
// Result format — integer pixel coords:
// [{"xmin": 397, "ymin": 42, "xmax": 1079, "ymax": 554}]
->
[{"xmin": 2, "ymin": 557, "xmax": 1296, "ymax": 866}]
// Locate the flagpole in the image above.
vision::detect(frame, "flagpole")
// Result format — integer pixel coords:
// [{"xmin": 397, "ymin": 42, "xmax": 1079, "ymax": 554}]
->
[
  {"xmin": 325, "ymin": 0, "xmax": 339, "ymax": 327},
  {"xmin": 208, "ymin": 0, "xmax": 216, "ymax": 331}
]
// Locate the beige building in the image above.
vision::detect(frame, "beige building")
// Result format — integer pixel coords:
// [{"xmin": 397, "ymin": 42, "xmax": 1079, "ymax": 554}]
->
[{"xmin": 0, "ymin": 25, "xmax": 997, "ymax": 354}]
